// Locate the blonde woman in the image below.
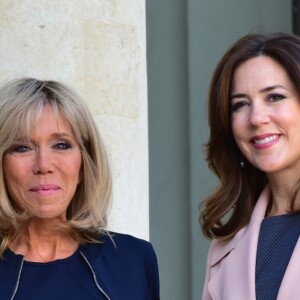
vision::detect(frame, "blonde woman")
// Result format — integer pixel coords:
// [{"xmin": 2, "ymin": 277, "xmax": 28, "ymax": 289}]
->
[{"xmin": 0, "ymin": 78, "xmax": 159, "ymax": 300}]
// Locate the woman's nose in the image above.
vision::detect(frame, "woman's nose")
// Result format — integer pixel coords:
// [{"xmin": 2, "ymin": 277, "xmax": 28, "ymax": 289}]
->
[
  {"xmin": 249, "ymin": 103, "xmax": 270, "ymax": 126},
  {"xmin": 32, "ymin": 148, "xmax": 54, "ymax": 174}
]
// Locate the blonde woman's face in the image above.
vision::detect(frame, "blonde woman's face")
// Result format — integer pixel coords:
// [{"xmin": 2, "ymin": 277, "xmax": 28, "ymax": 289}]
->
[
  {"xmin": 230, "ymin": 56, "xmax": 300, "ymax": 176},
  {"xmin": 3, "ymin": 105, "xmax": 82, "ymax": 219}
]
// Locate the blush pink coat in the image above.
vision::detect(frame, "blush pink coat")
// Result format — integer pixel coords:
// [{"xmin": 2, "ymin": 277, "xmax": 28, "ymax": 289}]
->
[{"xmin": 202, "ymin": 185, "xmax": 300, "ymax": 300}]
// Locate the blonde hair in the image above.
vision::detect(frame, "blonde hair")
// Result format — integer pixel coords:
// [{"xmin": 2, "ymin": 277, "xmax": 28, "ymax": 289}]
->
[{"xmin": 0, "ymin": 78, "xmax": 112, "ymax": 255}]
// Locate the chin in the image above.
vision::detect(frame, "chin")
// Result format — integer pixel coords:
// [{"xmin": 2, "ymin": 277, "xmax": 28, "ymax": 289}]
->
[
  {"xmin": 260, "ymin": 165, "xmax": 281, "ymax": 174},
  {"xmin": 30, "ymin": 211, "xmax": 67, "ymax": 221}
]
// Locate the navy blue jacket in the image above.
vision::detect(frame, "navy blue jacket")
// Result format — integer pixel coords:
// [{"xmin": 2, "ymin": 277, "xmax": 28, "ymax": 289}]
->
[{"xmin": 0, "ymin": 232, "xmax": 160, "ymax": 299}]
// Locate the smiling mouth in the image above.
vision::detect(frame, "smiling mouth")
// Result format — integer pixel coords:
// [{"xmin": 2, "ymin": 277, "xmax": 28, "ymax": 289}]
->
[{"xmin": 253, "ymin": 134, "xmax": 280, "ymax": 145}]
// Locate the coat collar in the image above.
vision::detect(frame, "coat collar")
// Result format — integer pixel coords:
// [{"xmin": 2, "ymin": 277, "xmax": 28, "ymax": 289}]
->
[
  {"xmin": 209, "ymin": 185, "xmax": 270, "ymax": 266},
  {"xmin": 278, "ymin": 237, "xmax": 300, "ymax": 298},
  {"xmin": 207, "ymin": 186, "xmax": 270, "ymax": 300},
  {"xmin": 207, "ymin": 185, "xmax": 300, "ymax": 300}
]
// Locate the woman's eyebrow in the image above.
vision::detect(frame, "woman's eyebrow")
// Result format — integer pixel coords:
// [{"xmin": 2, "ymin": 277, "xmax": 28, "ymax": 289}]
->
[
  {"xmin": 259, "ymin": 84, "xmax": 286, "ymax": 93},
  {"xmin": 50, "ymin": 132, "xmax": 74, "ymax": 139},
  {"xmin": 230, "ymin": 93, "xmax": 247, "ymax": 100},
  {"xmin": 230, "ymin": 84, "xmax": 287, "ymax": 100}
]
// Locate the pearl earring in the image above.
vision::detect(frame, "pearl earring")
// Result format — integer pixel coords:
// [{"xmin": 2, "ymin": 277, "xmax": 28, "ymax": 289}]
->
[
  {"xmin": 240, "ymin": 160, "xmax": 245, "ymax": 168},
  {"xmin": 240, "ymin": 153, "xmax": 245, "ymax": 168}
]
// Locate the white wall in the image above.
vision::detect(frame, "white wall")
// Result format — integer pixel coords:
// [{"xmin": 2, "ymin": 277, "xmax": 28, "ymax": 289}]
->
[{"xmin": 0, "ymin": 0, "xmax": 149, "ymax": 239}]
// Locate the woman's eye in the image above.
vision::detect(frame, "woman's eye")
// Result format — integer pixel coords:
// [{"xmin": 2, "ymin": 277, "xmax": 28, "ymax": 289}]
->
[
  {"xmin": 268, "ymin": 93, "xmax": 285, "ymax": 102},
  {"xmin": 53, "ymin": 141, "xmax": 72, "ymax": 150},
  {"xmin": 231, "ymin": 101, "xmax": 249, "ymax": 112},
  {"xmin": 12, "ymin": 145, "xmax": 31, "ymax": 153}
]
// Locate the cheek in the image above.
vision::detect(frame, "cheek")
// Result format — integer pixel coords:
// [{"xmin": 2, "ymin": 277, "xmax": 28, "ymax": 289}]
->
[
  {"xmin": 77, "ymin": 154, "xmax": 83, "ymax": 184},
  {"xmin": 2, "ymin": 171, "xmax": 25, "ymax": 210},
  {"xmin": 3, "ymin": 160, "xmax": 16, "ymax": 189},
  {"xmin": 231, "ymin": 118, "xmax": 240, "ymax": 141},
  {"xmin": 231, "ymin": 115, "xmax": 245, "ymax": 141},
  {"xmin": 3, "ymin": 170, "xmax": 23, "ymax": 196},
  {"xmin": 3, "ymin": 158, "xmax": 31, "ymax": 201},
  {"xmin": 231, "ymin": 119, "xmax": 247, "ymax": 154},
  {"xmin": 73, "ymin": 165, "xmax": 82, "ymax": 185},
  {"xmin": 3, "ymin": 158, "xmax": 26, "ymax": 183},
  {"xmin": 67, "ymin": 155, "xmax": 82, "ymax": 184},
  {"xmin": 77, "ymin": 168, "xmax": 83, "ymax": 184}
]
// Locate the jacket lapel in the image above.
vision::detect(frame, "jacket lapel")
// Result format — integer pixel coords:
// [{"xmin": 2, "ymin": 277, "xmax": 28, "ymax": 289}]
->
[
  {"xmin": 207, "ymin": 186, "xmax": 270, "ymax": 300},
  {"xmin": 277, "ymin": 236, "xmax": 300, "ymax": 299}
]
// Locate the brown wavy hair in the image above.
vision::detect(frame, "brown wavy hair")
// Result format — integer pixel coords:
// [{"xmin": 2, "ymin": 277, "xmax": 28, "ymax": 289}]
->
[{"xmin": 201, "ymin": 32, "xmax": 300, "ymax": 240}]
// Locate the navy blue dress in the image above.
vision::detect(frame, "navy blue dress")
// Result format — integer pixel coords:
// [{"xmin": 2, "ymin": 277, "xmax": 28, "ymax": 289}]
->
[
  {"xmin": 255, "ymin": 214, "xmax": 300, "ymax": 300},
  {"xmin": 0, "ymin": 232, "xmax": 160, "ymax": 300}
]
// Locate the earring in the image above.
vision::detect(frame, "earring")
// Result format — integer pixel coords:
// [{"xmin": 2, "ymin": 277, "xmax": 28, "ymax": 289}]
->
[
  {"xmin": 240, "ymin": 160, "xmax": 245, "ymax": 168},
  {"xmin": 240, "ymin": 153, "xmax": 245, "ymax": 168}
]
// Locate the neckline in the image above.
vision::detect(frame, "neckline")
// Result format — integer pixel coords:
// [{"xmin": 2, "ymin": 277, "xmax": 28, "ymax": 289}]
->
[
  {"xmin": 264, "ymin": 213, "xmax": 300, "ymax": 221},
  {"xmin": 5, "ymin": 244, "xmax": 84, "ymax": 266}
]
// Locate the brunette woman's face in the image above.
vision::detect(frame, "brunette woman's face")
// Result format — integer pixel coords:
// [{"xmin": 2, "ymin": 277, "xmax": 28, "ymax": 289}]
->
[
  {"xmin": 230, "ymin": 56, "xmax": 300, "ymax": 176},
  {"xmin": 3, "ymin": 105, "xmax": 82, "ymax": 219}
]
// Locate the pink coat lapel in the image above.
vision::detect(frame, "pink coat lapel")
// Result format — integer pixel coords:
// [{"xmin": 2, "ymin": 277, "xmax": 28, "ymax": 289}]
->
[
  {"xmin": 277, "ymin": 235, "xmax": 300, "ymax": 299},
  {"xmin": 203, "ymin": 186, "xmax": 270, "ymax": 300}
]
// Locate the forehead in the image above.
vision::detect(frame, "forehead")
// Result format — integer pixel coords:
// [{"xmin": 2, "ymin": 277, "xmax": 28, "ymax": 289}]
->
[
  {"xmin": 34, "ymin": 105, "xmax": 73, "ymax": 132},
  {"xmin": 14, "ymin": 104, "xmax": 73, "ymax": 140},
  {"xmin": 232, "ymin": 56, "xmax": 292, "ymax": 93}
]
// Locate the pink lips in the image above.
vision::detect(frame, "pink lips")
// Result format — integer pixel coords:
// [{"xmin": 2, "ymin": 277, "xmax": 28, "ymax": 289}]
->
[
  {"xmin": 30, "ymin": 184, "xmax": 60, "ymax": 196},
  {"xmin": 250, "ymin": 134, "xmax": 281, "ymax": 149}
]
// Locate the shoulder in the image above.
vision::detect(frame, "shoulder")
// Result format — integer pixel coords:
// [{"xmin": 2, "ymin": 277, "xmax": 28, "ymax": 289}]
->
[
  {"xmin": 208, "ymin": 186, "xmax": 270, "ymax": 266},
  {"xmin": 107, "ymin": 231, "xmax": 154, "ymax": 250},
  {"xmin": 80, "ymin": 232, "xmax": 160, "ymax": 299},
  {"xmin": 81, "ymin": 231, "xmax": 157, "ymax": 264},
  {"xmin": 207, "ymin": 226, "xmax": 247, "ymax": 267}
]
